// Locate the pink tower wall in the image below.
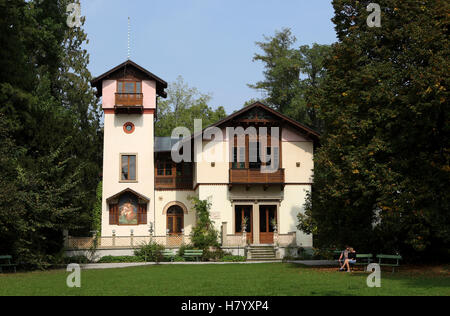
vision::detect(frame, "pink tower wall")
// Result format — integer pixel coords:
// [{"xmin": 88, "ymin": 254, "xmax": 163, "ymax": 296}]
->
[{"xmin": 102, "ymin": 79, "xmax": 157, "ymax": 110}]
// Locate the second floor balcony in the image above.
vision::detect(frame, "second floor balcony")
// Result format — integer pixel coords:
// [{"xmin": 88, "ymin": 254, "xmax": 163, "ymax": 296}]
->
[
  {"xmin": 155, "ymin": 176, "xmax": 194, "ymax": 190},
  {"xmin": 229, "ymin": 168, "xmax": 285, "ymax": 188},
  {"xmin": 155, "ymin": 161, "xmax": 194, "ymax": 190},
  {"xmin": 115, "ymin": 93, "xmax": 144, "ymax": 107}
]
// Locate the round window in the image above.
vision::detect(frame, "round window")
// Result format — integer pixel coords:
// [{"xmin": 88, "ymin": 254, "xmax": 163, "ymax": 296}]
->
[{"xmin": 123, "ymin": 122, "xmax": 135, "ymax": 134}]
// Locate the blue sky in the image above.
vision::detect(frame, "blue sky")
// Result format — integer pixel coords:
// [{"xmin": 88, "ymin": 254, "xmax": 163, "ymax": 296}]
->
[{"xmin": 82, "ymin": 0, "xmax": 337, "ymax": 114}]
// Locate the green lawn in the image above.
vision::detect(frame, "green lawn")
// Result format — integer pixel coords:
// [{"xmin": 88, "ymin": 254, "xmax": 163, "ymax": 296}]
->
[{"xmin": 1, "ymin": 263, "xmax": 449, "ymax": 296}]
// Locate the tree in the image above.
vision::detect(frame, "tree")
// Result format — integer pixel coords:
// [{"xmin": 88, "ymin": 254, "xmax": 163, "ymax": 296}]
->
[
  {"xmin": 249, "ymin": 28, "xmax": 331, "ymax": 130},
  {"xmin": 285, "ymin": 43, "xmax": 332, "ymax": 132},
  {"xmin": 0, "ymin": 0, "xmax": 102, "ymax": 268},
  {"xmin": 299, "ymin": 0, "xmax": 449, "ymax": 261},
  {"xmin": 155, "ymin": 76, "xmax": 227, "ymax": 136}
]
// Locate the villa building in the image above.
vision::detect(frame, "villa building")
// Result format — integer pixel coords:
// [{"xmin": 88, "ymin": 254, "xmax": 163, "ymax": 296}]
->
[{"xmin": 82, "ymin": 60, "xmax": 319, "ymax": 259}]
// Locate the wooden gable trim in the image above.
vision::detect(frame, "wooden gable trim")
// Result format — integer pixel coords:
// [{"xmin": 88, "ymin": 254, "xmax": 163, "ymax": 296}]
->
[
  {"xmin": 184, "ymin": 102, "xmax": 320, "ymax": 146},
  {"xmin": 91, "ymin": 59, "xmax": 168, "ymax": 98},
  {"xmin": 106, "ymin": 188, "xmax": 150, "ymax": 204}
]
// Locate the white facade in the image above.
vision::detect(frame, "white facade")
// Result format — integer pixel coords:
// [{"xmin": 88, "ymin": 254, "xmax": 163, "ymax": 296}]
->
[{"xmin": 95, "ymin": 61, "xmax": 317, "ymax": 252}]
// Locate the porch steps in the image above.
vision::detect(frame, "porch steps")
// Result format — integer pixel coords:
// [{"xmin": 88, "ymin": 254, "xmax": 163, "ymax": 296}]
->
[{"xmin": 247, "ymin": 245, "xmax": 278, "ymax": 261}]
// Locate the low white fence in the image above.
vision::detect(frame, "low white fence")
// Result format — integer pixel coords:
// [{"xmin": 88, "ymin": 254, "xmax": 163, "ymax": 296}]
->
[{"xmin": 67, "ymin": 232, "xmax": 296, "ymax": 250}]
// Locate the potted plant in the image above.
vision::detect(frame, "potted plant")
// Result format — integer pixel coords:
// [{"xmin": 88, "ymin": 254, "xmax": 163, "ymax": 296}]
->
[
  {"xmin": 271, "ymin": 218, "xmax": 278, "ymax": 233},
  {"xmin": 242, "ymin": 217, "xmax": 249, "ymax": 233}
]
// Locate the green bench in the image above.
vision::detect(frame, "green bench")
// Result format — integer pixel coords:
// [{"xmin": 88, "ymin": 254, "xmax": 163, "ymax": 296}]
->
[
  {"xmin": 377, "ymin": 254, "xmax": 402, "ymax": 273},
  {"xmin": 355, "ymin": 254, "xmax": 373, "ymax": 269},
  {"xmin": 162, "ymin": 250, "xmax": 176, "ymax": 262},
  {"xmin": 336, "ymin": 252, "xmax": 373, "ymax": 271},
  {"xmin": 184, "ymin": 250, "xmax": 204, "ymax": 261},
  {"xmin": 0, "ymin": 256, "xmax": 17, "ymax": 273}
]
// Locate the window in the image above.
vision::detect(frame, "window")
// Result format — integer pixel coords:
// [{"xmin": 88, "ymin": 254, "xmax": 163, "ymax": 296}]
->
[
  {"xmin": 232, "ymin": 147, "xmax": 245, "ymax": 169},
  {"xmin": 156, "ymin": 161, "xmax": 185, "ymax": 177},
  {"xmin": 165, "ymin": 162, "xmax": 173, "ymax": 176},
  {"xmin": 249, "ymin": 142, "xmax": 262, "ymax": 170},
  {"xmin": 230, "ymin": 132, "xmax": 280, "ymax": 170},
  {"xmin": 117, "ymin": 81, "xmax": 142, "ymax": 94},
  {"xmin": 156, "ymin": 162, "xmax": 193, "ymax": 178},
  {"xmin": 157, "ymin": 162, "xmax": 165, "ymax": 176},
  {"xmin": 123, "ymin": 122, "xmax": 135, "ymax": 134},
  {"xmin": 121, "ymin": 155, "xmax": 137, "ymax": 181},
  {"xmin": 167, "ymin": 206, "xmax": 184, "ymax": 235}
]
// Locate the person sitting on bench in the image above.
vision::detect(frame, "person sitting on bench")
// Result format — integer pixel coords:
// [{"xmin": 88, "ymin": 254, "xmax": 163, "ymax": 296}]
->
[
  {"xmin": 341, "ymin": 248, "xmax": 357, "ymax": 273},
  {"xmin": 339, "ymin": 246, "xmax": 350, "ymax": 271}
]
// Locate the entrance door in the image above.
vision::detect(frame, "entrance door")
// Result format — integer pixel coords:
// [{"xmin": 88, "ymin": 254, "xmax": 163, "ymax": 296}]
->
[
  {"xmin": 235, "ymin": 206, "xmax": 253, "ymax": 244},
  {"xmin": 260, "ymin": 206, "xmax": 277, "ymax": 244}
]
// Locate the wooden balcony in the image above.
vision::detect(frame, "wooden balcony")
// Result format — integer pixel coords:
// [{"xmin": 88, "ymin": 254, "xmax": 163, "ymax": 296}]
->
[
  {"xmin": 155, "ymin": 176, "xmax": 193, "ymax": 190},
  {"xmin": 115, "ymin": 93, "xmax": 143, "ymax": 106},
  {"xmin": 229, "ymin": 168, "xmax": 285, "ymax": 189},
  {"xmin": 114, "ymin": 93, "xmax": 144, "ymax": 114}
]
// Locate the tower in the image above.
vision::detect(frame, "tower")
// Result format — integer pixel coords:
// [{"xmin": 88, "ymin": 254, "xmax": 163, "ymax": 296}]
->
[{"xmin": 91, "ymin": 60, "xmax": 167, "ymax": 237}]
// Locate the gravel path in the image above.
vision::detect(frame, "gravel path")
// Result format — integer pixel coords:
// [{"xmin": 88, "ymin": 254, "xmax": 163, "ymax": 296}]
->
[
  {"xmin": 79, "ymin": 260, "xmax": 337, "ymax": 270},
  {"xmin": 80, "ymin": 261, "xmax": 282, "ymax": 270}
]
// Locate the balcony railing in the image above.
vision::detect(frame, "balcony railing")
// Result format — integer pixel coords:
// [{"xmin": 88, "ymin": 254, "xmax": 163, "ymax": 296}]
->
[
  {"xmin": 115, "ymin": 93, "xmax": 143, "ymax": 106},
  {"xmin": 229, "ymin": 168, "xmax": 285, "ymax": 185},
  {"xmin": 155, "ymin": 176, "xmax": 193, "ymax": 190}
]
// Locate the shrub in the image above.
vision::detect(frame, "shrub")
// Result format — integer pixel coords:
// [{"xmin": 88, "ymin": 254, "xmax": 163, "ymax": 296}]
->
[
  {"xmin": 188, "ymin": 197, "xmax": 220, "ymax": 251},
  {"xmin": 296, "ymin": 247, "xmax": 314, "ymax": 260},
  {"xmin": 134, "ymin": 240, "xmax": 165, "ymax": 263},
  {"xmin": 173, "ymin": 256, "xmax": 186, "ymax": 262},
  {"xmin": 203, "ymin": 248, "xmax": 226, "ymax": 262},
  {"xmin": 313, "ymin": 248, "xmax": 334, "ymax": 260},
  {"xmin": 220, "ymin": 255, "xmax": 246, "ymax": 262},
  {"xmin": 97, "ymin": 256, "xmax": 143, "ymax": 263},
  {"xmin": 178, "ymin": 243, "xmax": 194, "ymax": 257},
  {"xmin": 62, "ymin": 255, "xmax": 90, "ymax": 264}
]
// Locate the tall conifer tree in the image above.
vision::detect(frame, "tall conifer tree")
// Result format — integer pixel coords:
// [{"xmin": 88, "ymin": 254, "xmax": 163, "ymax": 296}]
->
[
  {"xmin": 0, "ymin": 0, "xmax": 102, "ymax": 268},
  {"xmin": 299, "ymin": 0, "xmax": 449, "ymax": 260}
]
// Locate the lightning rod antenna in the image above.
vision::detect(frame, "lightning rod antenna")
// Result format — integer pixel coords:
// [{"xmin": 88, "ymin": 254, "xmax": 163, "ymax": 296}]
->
[{"xmin": 127, "ymin": 17, "xmax": 131, "ymax": 60}]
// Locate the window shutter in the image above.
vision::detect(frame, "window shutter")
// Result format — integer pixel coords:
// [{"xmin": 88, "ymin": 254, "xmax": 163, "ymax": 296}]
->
[
  {"xmin": 109, "ymin": 204, "xmax": 118, "ymax": 225},
  {"xmin": 239, "ymin": 147, "xmax": 246, "ymax": 168},
  {"xmin": 138, "ymin": 204, "xmax": 147, "ymax": 225}
]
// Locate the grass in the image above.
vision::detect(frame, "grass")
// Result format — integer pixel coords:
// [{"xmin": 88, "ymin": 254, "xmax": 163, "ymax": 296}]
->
[{"xmin": 0, "ymin": 263, "xmax": 449, "ymax": 296}]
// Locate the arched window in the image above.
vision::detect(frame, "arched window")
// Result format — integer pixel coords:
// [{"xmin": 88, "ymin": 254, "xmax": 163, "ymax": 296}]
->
[{"xmin": 167, "ymin": 206, "xmax": 184, "ymax": 235}]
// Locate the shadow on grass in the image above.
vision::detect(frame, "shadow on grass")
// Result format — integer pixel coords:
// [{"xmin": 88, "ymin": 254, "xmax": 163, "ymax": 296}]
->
[
  {"xmin": 285, "ymin": 262, "xmax": 450, "ymax": 295},
  {"xmin": 381, "ymin": 273, "xmax": 450, "ymax": 293}
]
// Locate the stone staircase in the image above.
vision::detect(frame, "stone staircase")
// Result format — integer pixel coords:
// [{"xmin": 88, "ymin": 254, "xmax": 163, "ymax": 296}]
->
[{"xmin": 247, "ymin": 245, "xmax": 278, "ymax": 261}]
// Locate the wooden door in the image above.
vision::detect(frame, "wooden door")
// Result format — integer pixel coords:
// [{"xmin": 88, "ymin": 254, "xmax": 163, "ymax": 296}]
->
[
  {"xmin": 235, "ymin": 206, "xmax": 253, "ymax": 244},
  {"xmin": 259, "ymin": 206, "xmax": 277, "ymax": 244}
]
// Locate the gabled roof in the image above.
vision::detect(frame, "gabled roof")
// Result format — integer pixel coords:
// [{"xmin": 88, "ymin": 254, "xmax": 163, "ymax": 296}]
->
[
  {"xmin": 192, "ymin": 102, "xmax": 320, "ymax": 142},
  {"xmin": 91, "ymin": 60, "xmax": 168, "ymax": 98},
  {"xmin": 106, "ymin": 188, "xmax": 150, "ymax": 204}
]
